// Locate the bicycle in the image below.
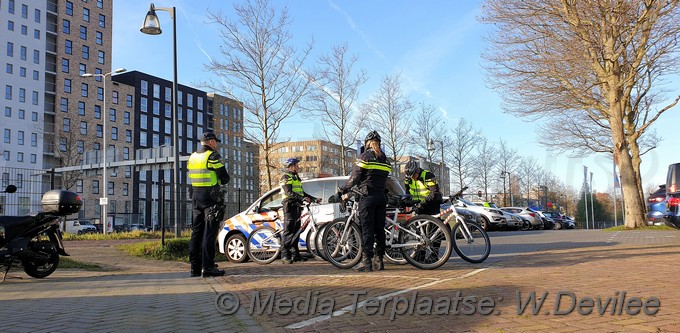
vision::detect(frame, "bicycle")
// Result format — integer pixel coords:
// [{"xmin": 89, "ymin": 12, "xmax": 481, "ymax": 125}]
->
[
  {"xmin": 246, "ymin": 201, "xmax": 325, "ymax": 264},
  {"xmin": 436, "ymin": 186, "xmax": 491, "ymax": 263},
  {"xmin": 321, "ymin": 188, "xmax": 452, "ymax": 270}
]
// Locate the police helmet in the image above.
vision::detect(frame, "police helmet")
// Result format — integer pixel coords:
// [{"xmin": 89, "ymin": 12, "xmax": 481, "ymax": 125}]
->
[
  {"xmin": 364, "ymin": 130, "xmax": 381, "ymax": 144},
  {"xmin": 405, "ymin": 160, "xmax": 421, "ymax": 177},
  {"xmin": 285, "ymin": 157, "xmax": 301, "ymax": 168}
]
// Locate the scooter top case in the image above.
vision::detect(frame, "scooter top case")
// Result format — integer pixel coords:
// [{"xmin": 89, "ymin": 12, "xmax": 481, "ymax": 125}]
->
[{"xmin": 41, "ymin": 190, "xmax": 82, "ymax": 216}]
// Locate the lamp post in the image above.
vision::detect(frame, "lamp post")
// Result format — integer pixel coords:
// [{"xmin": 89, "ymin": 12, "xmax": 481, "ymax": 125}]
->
[
  {"xmin": 427, "ymin": 139, "xmax": 445, "ymax": 194},
  {"xmin": 500, "ymin": 171, "xmax": 508, "ymax": 207},
  {"xmin": 141, "ymin": 3, "xmax": 181, "ymax": 237},
  {"xmin": 81, "ymin": 68, "xmax": 126, "ymax": 234}
]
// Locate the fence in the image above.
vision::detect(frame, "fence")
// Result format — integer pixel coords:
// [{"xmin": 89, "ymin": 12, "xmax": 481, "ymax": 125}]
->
[{"xmin": 0, "ymin": 166, "xmax": 49, "ymax": 215}]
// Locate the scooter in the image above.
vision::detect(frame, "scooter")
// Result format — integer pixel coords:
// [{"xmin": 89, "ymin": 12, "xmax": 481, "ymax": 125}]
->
[{"xmin": 0, "ymin": 185, "xmax": 82, "ymax": 281}]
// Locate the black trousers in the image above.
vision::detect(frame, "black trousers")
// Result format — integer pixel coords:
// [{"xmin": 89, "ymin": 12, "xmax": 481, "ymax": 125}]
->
[
  {"xmin": 358, "ymin": 192, "xmax": 387, "ymax": 258},
  {"xmin": 189, "ymin": 188, "xmax": 220, "ymax": 273},
  {"xmin": 281, "ymin": 202, "xmax": 301, "ymax": 258}
]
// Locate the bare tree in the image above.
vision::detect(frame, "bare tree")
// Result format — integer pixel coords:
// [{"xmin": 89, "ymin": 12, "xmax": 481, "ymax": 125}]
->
[
  {"xmin": 474, "ymin": 136, "xmax": 498, "ymax": 201},
  {"xmin": 204, "ymin": 0, "xmax": 312, "ymax": 192},
  {"xmin": 407, "ymin": 103, "xmax": 448, "ymax": 164},
  {"xmin": 54, "ymin": 130, "xmax": 84, "ymax": 190},
  {"xmin": 481, "ymin": 0, "xmax": 680, "ymax": 227},
  {"xmin": 516, "ymin": 157, "xmax": 539, "ymax": 206},
  {"xmin": 304, "ymin": 44, "xmax": 368, "ymax": 175},
  {"xmin": 496, "ymin": 139, "xmax": 520, "ymax": 206},
  {"xmin": 362, "ymin": 73, "xmax": 414, "ymax": 178},
  {"xmin": 449, "ymin": 118, "xmax": 480, "ymax": 191}
]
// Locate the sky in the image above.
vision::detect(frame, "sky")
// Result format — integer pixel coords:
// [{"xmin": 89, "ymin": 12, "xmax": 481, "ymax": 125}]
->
[{"xmin": 112, "ymin": 0, "xmax": 680, "ymax": 194}]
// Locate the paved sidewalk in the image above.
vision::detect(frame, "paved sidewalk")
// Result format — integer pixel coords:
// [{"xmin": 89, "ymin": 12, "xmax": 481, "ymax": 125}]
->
[
  {"xmin": 0, "ymin": 240, "xmax": 264, "ymax": 333},
  {"xmin": 1, "ymin": 231, "xmax": 680, "ymax": 332}
]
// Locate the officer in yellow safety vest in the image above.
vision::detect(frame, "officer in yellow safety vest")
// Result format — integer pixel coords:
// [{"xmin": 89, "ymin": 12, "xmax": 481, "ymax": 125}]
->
[
  {"xmin": 279, "ymin": 158, "xmax": 320, "ymax": 264},
  {"xmin": 187, "ymin": 131, "xmax": 230, "ymax": 277},
  {"xmin": 404, "ymin": 159, "xmax": 442, "ymax": 215}
]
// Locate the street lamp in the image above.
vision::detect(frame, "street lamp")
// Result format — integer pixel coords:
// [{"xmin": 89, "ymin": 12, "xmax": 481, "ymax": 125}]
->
[
  {"xmin": 81, "ymin": 68, "xmax": 126, "ymax": 234},
  {"xmin": 500, "ymin": 171, "xmax": 508, "ymax": 207},
  {"xmin": 427, "ymin": 139, "xmax": 445, "ymax": 194},
  {"xmin": 141, "ymin": 3, "xmax": 181, "ymax": 237}
]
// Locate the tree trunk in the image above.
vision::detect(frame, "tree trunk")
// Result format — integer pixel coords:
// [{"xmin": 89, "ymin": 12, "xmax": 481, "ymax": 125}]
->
[{"xmin": 611, "ymin": 122, "xmax": 646, "ymax": 228}]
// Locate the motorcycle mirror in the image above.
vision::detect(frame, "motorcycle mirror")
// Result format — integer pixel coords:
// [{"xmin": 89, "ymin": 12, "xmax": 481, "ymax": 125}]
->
[{"xmin": 3, "ymin": 184, "xmax": 17, "ymax": 193}]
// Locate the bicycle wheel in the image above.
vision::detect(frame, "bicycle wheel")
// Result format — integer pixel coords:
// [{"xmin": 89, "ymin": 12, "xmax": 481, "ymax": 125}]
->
[
  {"xmin": 304, "ymin": 224, "xmax": 324, "ymax": 260},
  {"xmin": 452, "ymin": 221, "xmax": 491, "ymax": 263},
  {"xmin": 246, "ymin": 226, "xmax": 281, "ymax": 264},
  {"xmin": 398, "ymin": 215, "xmax": 452, "ymax": 270},
  {"xmin": 383, "ymin": 226, "xmax": 407, "ymax": 265},
  {"xmin": 321, "ymin": 218, "xmax": 363, "ymax": 269},
  {"xmin": 314, "ymin": 222, "xmax": 330, "ymax": 261}
]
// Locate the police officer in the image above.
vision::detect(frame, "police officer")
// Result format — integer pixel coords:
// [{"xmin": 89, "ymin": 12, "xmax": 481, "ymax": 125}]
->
[
  {"xmin": 279, "ymin": 158, "xmax": 320, "ymax": 264},
  {"xmin": 339, "ymin": 131, "xmax": 391, "ymax": 272},
  {"xmin": 404, "ymin": 159, "xmax": 442, "ymax": 215},
  {"xmin": 187, "ymin": 131, "xmax": 230, "ymax": 277}
]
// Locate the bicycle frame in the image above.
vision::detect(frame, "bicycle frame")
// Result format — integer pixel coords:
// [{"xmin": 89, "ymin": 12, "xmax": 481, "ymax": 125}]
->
[{"xmin": 435, "ymin": 205, "xmax": 476, "ymax": 243}]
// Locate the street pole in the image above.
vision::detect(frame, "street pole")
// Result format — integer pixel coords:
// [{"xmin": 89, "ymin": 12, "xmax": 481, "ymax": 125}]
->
[{"xmin": 81, "ymin": 68, "xmax": 126, "ymax": 234}]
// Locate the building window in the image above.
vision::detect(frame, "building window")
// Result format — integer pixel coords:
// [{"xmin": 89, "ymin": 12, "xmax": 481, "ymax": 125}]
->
[
  {"xmin": 77, "ymin": 101, "xmax": 85, "ymax": 115},
  {"xmin": 62, "ymin": 19, "xmax": 70, "ymax": 34},
  {"xmin": 97, "ymin": 0, "xmax": 103, "ymax": 9},
  {"xmin": 140, "ymin": 97, "xmax": 147, "ymax": 112},
  {"xmin": 33, "ymin": 50, "xmax": 39, "ymax": 64},
  {"xmin": 5, "ymin": 85, "xmax": 12, "ymax": 100},
  {"xmin": 77, "ymin": 140, "xmax": 84, "ymax": 153},
  {"xmin": 94, "ymin": 105, "xmax": 101, "ymax": 119},
  {"xmin": 32, "ymin": 70, "xmax": 38, "ymax": 80},
  {"xmin": 66, "ymin": 1, "xmax": 73, "ymax": 15},
  {"xmin": 141, "ymin": 80, "xmax": 148, "ymax": 95},
  {"xmin": 65, "ymin": 40, "xmax": 72, "ymax": 54},
  {"xmin": 126, "ymin": 95, "xmax": 132, "ymax": 107},
  {"xmin": 76, "ymin": 179, "xmax": 83, "ymax": 193},
  {"xmin": 98, "ymin": 50, "xmax": 104, "ymax": 64},
  {"xmin": 61, "ymin": 58, "xmax": 69, "ymax": 73},
  {"xmin": 124, "ymin": 111, "xmax": 130, "ymax": 125},
  {"xmin": 59, "ymin": 138, "xmax": 67, "ymax": 151},
  {"xmin": 8, "ymin": 21, "xmax": 14, "ymax": 31},
  {"xmin": 8, "ymin": 0, "xmax": 14, "ymax": 14},
  {"xmin": 21, "ymin": 4, "xmax": 27, "ymax": 18},
  {"xmin": 30, "ymin": 154, "xmax": 36, "ymax": 164},
  {"xmin": 20, "ymin": 24, "xmax": 27, "ymax": 35},
  {"xmin": 99, "ymin": 14, "xmax": 106, "ymax": 28},
  {"xmin": 64, "ymin": 79, "xmax": 71, "ymax": 93},
  {"xmin": 18, "ymin": 109, "xmax": 24, "ymax": 119},
  {"xmin": 4, "ymin": 107, "xmax": 10, "ymax": 117},
  {"xmin": 82, "ymin": 45, "xmax": 89, "ymax": 59},
  {"xmin": 79, "ymin": 63, "xmax": 86, "ymax": 75},
  {"xmin": 2, "ymin": 151, "xmax": 8, "ymax": 161},
  {"xmin": 109, "ymin": 108, "xmax": 116, "ymax": 121},
  {"xmin": 96, "ymin": 31, "xmax": 102, "ymax": 45},
  {"xmin": 92, "ymin": 180, "xmax": 99, "ymax": 194},
  {"xmin": 125, "ymin": 129, "xmax": 132, "ymax": 142},
  {"xmin": 80, "ymin": 121, "xmax": 87, "ymax": 134},
  {"xmin": 79, "ymin": 25, "xmax": 87, "ymax": 40},
  {"xmin": 140, "ymin": 116, "xmax": 147, "ymax": 129},
  {"xmin": 81, "ymin": 83, "xmax": 88, "ymax": 97},
  {"xmin": 34, "ymin": 29, "xmax": 40, "ymax": 39},
  {"xmin": 96, "ymin": 124, "xmax": 102, "ymax": 138},
  {"xmin": 83, "ymin": 8, "xmax": 90, "ymax": 22},
  {"xmin": 35, "ymin": 9, "xmax": 41, "ymax": 23},
  {"xmin": 17, "ymin": 152, "xmax": 23, "ymax": 162},
  {"xmin": 111, "ymin": 127, "xmax": 118, "ymax": 140},
  {"xmin": 19, "ymin": 67, "xmax": 26, "ymax": 77},
  {"xmin": 153, "ymin": 100, "xmax": 159, "ymax": 115},
  {"xmin": 63, "ymin": 118, "xmax": 70, "ymax": 132},
  {"xmin": 112, "ymin": 91, "xmax": 118, "ymax": 104},
  {"xmin": 5, "ymin": 63, "xmax": 12, "ymax": 74},
  {"xmin": 31, "ymin": 133, "xmax": 37, "ymax": 147},
  {"xmin": 32, "ymin": 91, "xmax": 38, "ymax": 105},
  {"xmin": 6, "ymin": 42, "xmax": 13, "ymax": 57},
  {"xmin": 20, "ymin": 46, "xmax": 26, "ymax": 60},
  {"xmin": 123, "ymin": 183, "xmax": 129, "ymax": 196},
  {"xmin": 17, "ymin": 131, "xmax": 24, "ymax": 145},
  {"xmin": 97, "ymin": 87, "xmax": 103, "ymax": 101},
  {"xmin": 18, "ymin": 88, "xmax": 25, "ymax": 102}
]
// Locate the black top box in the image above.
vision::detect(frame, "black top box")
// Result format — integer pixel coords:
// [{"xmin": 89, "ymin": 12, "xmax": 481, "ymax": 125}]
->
[{"xmin": 41, "ymin": 190, "xmax": 83, "ymax": 216}]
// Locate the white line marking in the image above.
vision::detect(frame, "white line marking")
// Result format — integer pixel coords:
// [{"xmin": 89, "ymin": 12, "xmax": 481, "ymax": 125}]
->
[
  {"xmin": 229, "ymin": 274, "xmax": 441, "ymax": 281},
  {"xmin": 285, "ymin": 268, "xmax": 488, "ymax": 329}
]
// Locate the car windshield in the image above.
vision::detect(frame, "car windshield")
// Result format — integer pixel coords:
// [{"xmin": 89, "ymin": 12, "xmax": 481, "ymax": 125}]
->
[
  {"xmin": 80, "ymin": 221, "xmax": 92, "ymax": 225},
  {"xmin": 459, "ymin": 196, "xmax": 476, "ymax": 206}
]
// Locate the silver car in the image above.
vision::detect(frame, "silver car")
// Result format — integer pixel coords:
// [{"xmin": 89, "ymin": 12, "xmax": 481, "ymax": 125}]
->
[{"xmin": 500, "ymin": 207, "xmax": 543, "ymax": 229}]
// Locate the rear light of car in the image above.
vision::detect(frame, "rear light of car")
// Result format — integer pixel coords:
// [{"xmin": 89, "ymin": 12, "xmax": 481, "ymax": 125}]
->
[
  {"xmin": 528, "ymin": 213, "xmax": 536, "ymax": 217},
  {"xmin": 648, "ymin": 197, "xmax": 665, "ymax": 203},
  {"xmin": 668, "ymin": 197, "xmax": 680, "ymax": 207}
]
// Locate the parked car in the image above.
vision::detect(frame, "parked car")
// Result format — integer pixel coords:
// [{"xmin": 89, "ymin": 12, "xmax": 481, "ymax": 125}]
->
[
  {"xmin": 500, "ymin": 207, "xmax": 543, "ymax": 230},
  {"xmin": 541, "ymin": 211, "xmax": 567, "ymax": 229},
  {"xmin": 646, "ymin": 185, "xmax": 667, "ymax": 226},
  {"xmin": 561, "ymin": 216, "xmax": 576, "ymax": 229},
  {"xmin": 472, "ymin": 201, "xmax": 524, "ymax": 230},
  {"xmin": 454, "ymin": 197, "xmax": 506, "ymax": 231},
  {"xmin": 665, "ymin": 163, "xmax": 680, "ymax": 228},
  {"xmin": 129, "ymin": 224, "xmax": 150, "ymax": 232},
  {"xmin": 217, "ymin": 175, "xmax": 407, "ymax": 263},
  {"xmin": 61, "ymin": 219, "xmax": 97, "ymax": 234},
  {"xmin": 535, "ymin": 211, "xmax": 555, "ymax": 230}
]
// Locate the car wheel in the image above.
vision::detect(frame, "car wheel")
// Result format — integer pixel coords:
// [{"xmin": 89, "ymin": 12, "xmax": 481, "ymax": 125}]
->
[
  {"xmin": 480, "ymin": 216, "xmax": 490, "ymax": 231},
  {"xmin": 225, "ymin": 233, "xmax": 248, "ymax": 263},
  {"xmin": 554, "ymin": 222, "xmax": 562, "ymax": 230}
]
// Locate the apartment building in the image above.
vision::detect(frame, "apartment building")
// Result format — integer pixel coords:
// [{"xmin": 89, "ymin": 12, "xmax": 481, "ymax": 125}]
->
[{"xmin": 265, "ymin": 140, "xmax": 357, "ymax": 186}]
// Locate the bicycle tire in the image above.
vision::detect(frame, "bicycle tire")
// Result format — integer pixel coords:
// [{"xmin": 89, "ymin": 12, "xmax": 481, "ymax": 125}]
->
[
  {"xmin": 304, "ymin": 224, "xmax": 324, "ymax": 260},
  {"xmin": 314, "ymin": 222, "xmax": 330, "ymax": 261},
  {"xmin": 452, "ymin": 221, "xmax": 491, "ymax": 263},
  {"xmin": 321, "ymin": 218, "xmax": 363, "ymax": 269},
  {"xmin": 246, "ymin": 226, "xmax": 281, "ymax": 264},
  {"xmin": 398, "ymin": 215, "xmax": 452, "ymax": 270},
  {"xmin": 383, "ymin": 226, "xmax": 407, "ymax": 265}
]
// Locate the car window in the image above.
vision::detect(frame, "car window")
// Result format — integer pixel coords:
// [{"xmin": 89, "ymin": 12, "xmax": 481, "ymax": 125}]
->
[
  {"xmin": 301, "ymin": 180, "xmax": 326, "ymax": 203},
  {"xmin": 259, "ymin": 188, "xmax": 283, "ymax": 212}
]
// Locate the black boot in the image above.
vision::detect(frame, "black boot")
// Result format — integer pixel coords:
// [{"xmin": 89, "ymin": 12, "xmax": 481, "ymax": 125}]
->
[
  {"xmin": 372, "ymin": 256, "xmax": 384, "ymax": 271},
  {"xmin": 354, "ymin": 254, "xmax": 373, "ymax": 272}
]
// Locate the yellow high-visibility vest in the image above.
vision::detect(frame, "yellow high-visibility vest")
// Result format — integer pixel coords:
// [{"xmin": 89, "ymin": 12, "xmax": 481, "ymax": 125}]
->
[{"xmin": 187, "ymin": 151, "xmax": 218, "ymax": 187}]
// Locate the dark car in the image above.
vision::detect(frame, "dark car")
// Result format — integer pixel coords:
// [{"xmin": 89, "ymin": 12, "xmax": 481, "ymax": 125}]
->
[
  {"xmin": 665, "ymin": 164, "xmax": 680, "ymax": 228},
  {"xmin": 646, "ymin": 185, "xmax": 667, "ymax": 226},
  {"xmin": 541, "ymin": 211, "xmax": 567, "ymax": 229}
]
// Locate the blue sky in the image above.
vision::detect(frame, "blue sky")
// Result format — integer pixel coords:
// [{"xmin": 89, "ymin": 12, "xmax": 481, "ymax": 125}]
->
[{"xmin": 112, "ymin": 0, "xmax": 679, "ymax": 193}]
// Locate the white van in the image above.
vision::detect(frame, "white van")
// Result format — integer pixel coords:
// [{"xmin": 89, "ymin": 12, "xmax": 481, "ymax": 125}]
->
[{"xmin": 62, "ymin": 220, "xmax": 98, "ymax": 234}]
